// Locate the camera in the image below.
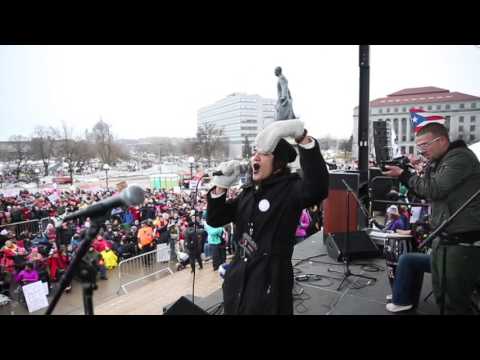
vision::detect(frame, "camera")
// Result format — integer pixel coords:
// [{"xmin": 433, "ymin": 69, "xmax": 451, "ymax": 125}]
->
[{"xmin": 381, "ymin": 156, "xmax": 413, "ymax": 172}]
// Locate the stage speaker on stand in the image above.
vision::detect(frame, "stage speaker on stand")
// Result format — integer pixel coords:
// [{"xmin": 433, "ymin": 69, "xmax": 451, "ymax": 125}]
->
[{"xmin": 372, "ymin": 120, "xmax": 392, "ymax": 165}]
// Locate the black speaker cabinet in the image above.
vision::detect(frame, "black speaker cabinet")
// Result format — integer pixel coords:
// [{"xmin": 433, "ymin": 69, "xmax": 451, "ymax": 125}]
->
[
  {"xmin": 325, "ymin": 231, "xmax": 380, "ymax": 262},
  {"xmin": 373, "ymin": 121, "xmax": 390, "ymax": 163},
  {"xmin": 163, "ymin": 296, "xmax": 209, "ymax": 315}
]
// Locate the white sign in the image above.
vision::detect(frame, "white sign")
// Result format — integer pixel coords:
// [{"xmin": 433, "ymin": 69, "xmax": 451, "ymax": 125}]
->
[
  {"xmin": 410, "ymin": 207, "xmax": 422, "ymax": 224},
  {"xmin": 48, "ymin": 193, "xmax": 59, "ymax": 203},
  {"xmin": 156, "ymin": 244, "xmax": 170, "ymax": 263},
  {"xmin": 189, "ymin": 180, "xmax": 198, "ymax": 190},
  {"xmin": 22, "ymin": 281, "xmax": 49, "ymax": 313}
]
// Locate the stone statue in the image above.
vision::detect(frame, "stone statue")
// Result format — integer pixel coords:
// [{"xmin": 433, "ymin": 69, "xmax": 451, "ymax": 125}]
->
[{"xmin": 274, "ymin": 66, "xmax": 296, "ymax": 121}]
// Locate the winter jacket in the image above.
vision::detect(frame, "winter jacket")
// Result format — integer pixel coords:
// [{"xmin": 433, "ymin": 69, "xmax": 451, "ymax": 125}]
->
[
  {"xmin": 185, "ymin": 226, "xmax": 204, "ymax": 255},
  {"xmin": 100, "ymin": 249, "xmax": 118, "ymax": 269},
  {"xmin": 399, "ymin": 140, "xmax": 480, "ymax": 236},
  {"xmin": 15, "ymin": 269, "xmax": 39, "ymax": 284},
  {"xmin": 295, "ymin": 209, "xmax": 311, "ymax": 237},
  {"xmin": 207, "ymin": 139, "xmax": 329, "ymax": 315},
  {"xmin": 205, "ymin": 223, "xmax": 223, "ymax": 245}
]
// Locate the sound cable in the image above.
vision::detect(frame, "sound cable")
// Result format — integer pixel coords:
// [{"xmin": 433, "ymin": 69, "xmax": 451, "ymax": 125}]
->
[{"xmin": 292, "ymin": 282, "xmax": 311, "ymax": 314}]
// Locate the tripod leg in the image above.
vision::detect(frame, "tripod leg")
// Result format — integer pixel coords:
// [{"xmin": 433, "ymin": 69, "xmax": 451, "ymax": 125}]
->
[
  {"xmin": 337, "ymin": 275, "xmax": 348, "ymax": 291},
  {"xmin": 424, "ymin": 290, "xmax": 433, "ymax": 302}
]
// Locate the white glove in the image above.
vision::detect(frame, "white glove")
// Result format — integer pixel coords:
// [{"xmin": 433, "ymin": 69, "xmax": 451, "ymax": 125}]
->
[
  {"xmin": 255, "ymin": 119, "xmax": 304, "ymax": 153},
  {"xmin": 212, "ymin": 160, "xmax": 242, "ymax": 189}
]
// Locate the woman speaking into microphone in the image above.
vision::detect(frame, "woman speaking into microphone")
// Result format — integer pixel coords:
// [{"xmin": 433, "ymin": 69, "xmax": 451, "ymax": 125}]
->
[{"xmin": 206, "ymin": 119, "xmax": 329, "ymax": 315}]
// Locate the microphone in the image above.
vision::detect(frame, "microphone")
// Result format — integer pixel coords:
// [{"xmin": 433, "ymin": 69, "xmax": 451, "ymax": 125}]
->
[
  {"xmin": 210, "ymin": 161, "xmax": 250, "ymax": 177},
  {"xmin": 62, "ymin": 185, "xmax": 145, "ymax": 222}
]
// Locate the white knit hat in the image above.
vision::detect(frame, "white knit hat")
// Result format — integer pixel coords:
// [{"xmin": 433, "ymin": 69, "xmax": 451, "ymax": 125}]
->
[{"xmin": 387, "ymin": 205, "xmax": 399, "ymax": 215}]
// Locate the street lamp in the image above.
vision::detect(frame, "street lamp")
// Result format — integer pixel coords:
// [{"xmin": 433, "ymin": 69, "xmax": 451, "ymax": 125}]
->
[
  {"xmin": 188, "ymin": 156, "xmax": 195, "ymax": 180},
  {"xmin": 103, "ymin": 164, "xmax": 110, "ymax": 190}
]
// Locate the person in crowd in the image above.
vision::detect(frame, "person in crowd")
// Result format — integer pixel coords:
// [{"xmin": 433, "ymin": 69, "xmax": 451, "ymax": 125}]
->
[
  {"xmin": 385, "ymin": 205, "xmax": 408, "ymax": 232},
  {"xmin": 83, "ymin": 246, "xmax": 108, "ymax": 280},
  {"xmin": 185, "ymin": 220, "xmax": 203, "ymax": 273},
  {"xmin": 204, "ymin": 221, "xmax": 224, "ymax": 271},
  {"xmin": 295, "ymin": 208, "xmax": 312, "ymax": 244},
  {"xmin": 137, "ymin": 221, "xmax": 155, "ymax": 266},
  {"xmin": 0, "ymin": 240, "xmax": 18, "ymax": 274},
  {"xmin": 306, "ymin": 204, "xmax": 322, "ymax": 237},
  {"xmin": 92, "ymin": 234, "xmax": 111, "ymax": 253},
  {"xmin": 15, "ymin": 262, "xmax": 39, "ymax": 285}
]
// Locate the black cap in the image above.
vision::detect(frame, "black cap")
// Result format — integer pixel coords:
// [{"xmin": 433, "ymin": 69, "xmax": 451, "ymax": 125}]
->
[{"xmin": 273, "ymin": 138, "xmax": 297, "ymax": 163}]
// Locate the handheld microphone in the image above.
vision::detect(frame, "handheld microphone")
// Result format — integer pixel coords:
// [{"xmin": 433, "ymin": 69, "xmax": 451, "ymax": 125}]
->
[
  {"xmin": 210, "ymin": 161, "xmax": 250, "ymax": 177},
  {"xmin": 62, "ymin": 185, "xmax": 145, "ymax": 222}
]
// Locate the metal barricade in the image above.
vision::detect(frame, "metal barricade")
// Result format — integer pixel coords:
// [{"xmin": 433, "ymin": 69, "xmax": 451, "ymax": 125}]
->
[
  {"xmin": 0, "ymin": 217, "xmax": 53, "ymax": 239},
  {"xmin": 0, "ymin": 219, "xmax": 39, "ymax": 238},
  {"xmin": 118, "ymin": 244, "xmax": 173, "ymax": 294},
  {"xmin": 39, "ymin": 217, "xmax": 53, "ymax": 232}
]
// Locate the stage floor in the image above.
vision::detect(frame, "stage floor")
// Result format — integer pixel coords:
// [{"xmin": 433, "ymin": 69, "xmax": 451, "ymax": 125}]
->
[{"xmin": 198, "ymin": 230, "xmax": 440, "ymax": 315}]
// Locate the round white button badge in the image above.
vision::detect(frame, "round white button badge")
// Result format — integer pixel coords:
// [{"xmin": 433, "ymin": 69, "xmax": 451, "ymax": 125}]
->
[{"xmin": 258, "ymin": 199, "xmax": 270, "ymax": 212}]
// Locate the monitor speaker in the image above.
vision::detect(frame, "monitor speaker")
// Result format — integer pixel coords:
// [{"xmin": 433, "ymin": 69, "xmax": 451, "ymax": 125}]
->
[
  {"xmin": 163, "ymin": 296, "xmax": 209, "ymax": 315},
  {"xmin": 325, "ymin": 231, "xmax": 380, "ymax": 262}
]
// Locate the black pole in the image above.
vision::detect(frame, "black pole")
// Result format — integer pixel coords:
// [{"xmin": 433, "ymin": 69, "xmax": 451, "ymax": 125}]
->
[
  {"xmin": 191, "ymin": 175, "xmax": 203, "ymax": 306},
  {"xmin": 358, "ymin": 45, "xmax": 370, "ymax": 184}
]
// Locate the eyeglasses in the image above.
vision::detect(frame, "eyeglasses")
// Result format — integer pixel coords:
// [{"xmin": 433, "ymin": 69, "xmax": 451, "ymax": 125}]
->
[{"xmin": 416, "ymin": 136, "xmax": 441, "ymax": 150}]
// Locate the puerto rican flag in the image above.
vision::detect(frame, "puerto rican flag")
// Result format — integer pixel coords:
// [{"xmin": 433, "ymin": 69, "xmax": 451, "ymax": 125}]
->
[{"xmin": 409, "ymin": 108, "xmax": 446, "ymax": 133}]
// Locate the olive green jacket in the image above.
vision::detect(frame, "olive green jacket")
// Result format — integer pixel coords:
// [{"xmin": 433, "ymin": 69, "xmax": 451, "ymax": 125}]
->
[{"xmin": 400, "ymin": 140, "xmax": 480, "ymax": 235}]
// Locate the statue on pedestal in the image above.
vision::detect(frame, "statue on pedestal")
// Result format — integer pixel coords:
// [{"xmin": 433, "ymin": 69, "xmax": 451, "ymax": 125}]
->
[{"xmin": 274, "ymin": 66, "xmax": 296, "ymax": 121}]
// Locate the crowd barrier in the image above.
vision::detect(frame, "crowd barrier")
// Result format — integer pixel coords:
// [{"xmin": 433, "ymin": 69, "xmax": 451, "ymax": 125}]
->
[{"xmin": 118, "ymin": 244, "xmax": 173, "ymax": 294}]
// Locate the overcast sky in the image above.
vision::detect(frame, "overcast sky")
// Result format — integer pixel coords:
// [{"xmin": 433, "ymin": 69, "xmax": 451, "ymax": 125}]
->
[{"xmin": 1, "ymin": 45, "xmax": 479, "ymax": 141}]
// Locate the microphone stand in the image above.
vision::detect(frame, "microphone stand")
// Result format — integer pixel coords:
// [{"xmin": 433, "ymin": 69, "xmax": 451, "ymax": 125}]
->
[
  {"xmin": 418, "ymin": 187, "xmax": 480, "ymax": 315},
  {"xmin": 191, "ymin": 174, "xmax": 205, "ymax": 306},
  {"xmin": 328, "ymin": 179, "xmax": 377, "ymax": 291},
  {"xmin": 45, "ymin": 214, "xmax": 107, "ymax": 315}
]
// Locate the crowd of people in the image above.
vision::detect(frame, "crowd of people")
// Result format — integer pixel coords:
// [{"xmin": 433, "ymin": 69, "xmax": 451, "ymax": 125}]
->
[{"xmin": 0, "ymin": 185, "xmax": 246, "ymax": 304}]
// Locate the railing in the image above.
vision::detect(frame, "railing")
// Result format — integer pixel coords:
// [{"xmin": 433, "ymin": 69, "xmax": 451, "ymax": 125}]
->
[
  {"xmin": 117, "ymin": 244, "xmax": 173, "ymax": 295},
  {"xmin": 0, "ymin": 217, "xmax": 52, "ymax": 238}
]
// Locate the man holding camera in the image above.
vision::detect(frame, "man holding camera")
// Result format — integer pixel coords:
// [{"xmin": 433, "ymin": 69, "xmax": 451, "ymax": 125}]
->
[
  {"xmin": 206, "ymin": 120, "xmax": 329, "ymax": 315},
  {"xmin": 383, "ymin": 123, "xmax": 480, "ymax": 314}
]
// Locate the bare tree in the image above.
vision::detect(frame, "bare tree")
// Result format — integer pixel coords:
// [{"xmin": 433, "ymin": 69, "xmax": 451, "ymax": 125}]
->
[
  {"xmin": 30, "ymin": 126, "xmax": 59, "ymax": 176},
  {"xmin": 196, "ymin": 123, "xmax": 226, "ymax": 167},
  {"xmin": 8, "ymin": 135, "xmax": 31, "ymax": 181},
  {"xmin": 72, "ymin": 138, "xmax": 96, "ymax": 173},
  {"xmin": 318, "ymin": 135, "xmax": 337, "ymax": 151},
  {"xmin": 57, "ymin": 122, "xmax": 95, "ymax": 181},
  {"xmin": 339, "ymin": 135, "xmax": 353, "ymax": 159}
]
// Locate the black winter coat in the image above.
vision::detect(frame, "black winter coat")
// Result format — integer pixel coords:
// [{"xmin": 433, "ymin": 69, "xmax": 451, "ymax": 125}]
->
[{"xmin": 207, "ymin": 140, "xmax": 329, "ymax": 315}]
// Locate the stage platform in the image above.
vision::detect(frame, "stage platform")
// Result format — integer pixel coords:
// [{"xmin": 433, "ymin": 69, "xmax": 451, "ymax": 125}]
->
[
  {"xmin": 92, "ymin": 230, "xmax": 440, "ymax": 315},
  {"xmin": 197, "ymin": 230, "xmax": 440, "ymax": 315}
]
